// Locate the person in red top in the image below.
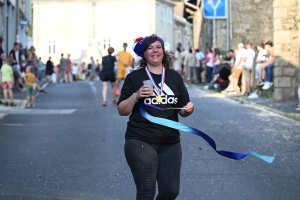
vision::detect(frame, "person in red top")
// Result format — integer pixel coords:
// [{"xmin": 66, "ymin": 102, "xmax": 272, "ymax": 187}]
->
[{"xmin": 66, "ymin": 54, "xmax": 72, "ymax": 82}]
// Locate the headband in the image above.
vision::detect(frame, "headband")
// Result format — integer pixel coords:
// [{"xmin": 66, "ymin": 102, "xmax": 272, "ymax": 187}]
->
[{"xmin": 132, "ymin": 36, "xmax": 165, "ymax": 58}]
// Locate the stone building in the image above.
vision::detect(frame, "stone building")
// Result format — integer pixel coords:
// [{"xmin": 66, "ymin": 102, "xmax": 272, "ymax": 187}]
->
[
  {"xmin": 0, "ymin": 0, "xmax": 32, "ymax": 55},
  {"xmin": 184, "ymin": 0, "xmax": 300, "ymax": 101},
  {"xmin": 32, "ymin": 0, "xmax": 176, "ymax": 64}
]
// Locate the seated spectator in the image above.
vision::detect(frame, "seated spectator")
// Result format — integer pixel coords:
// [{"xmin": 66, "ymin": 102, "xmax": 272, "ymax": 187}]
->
[
  {"xmin": 248, "ymin": 43, "xmax": 268, "ymax": 99},
  {"xmin": 224, "ymin": 43, "xmax": 247, "ymax": 93},
  {"xmin": 204, "ymin": 63, "xmax": 231, "ymax": 92},
  {"xmin": 257, "ymin": 40, "xmax": 274, "ymax": 90}
]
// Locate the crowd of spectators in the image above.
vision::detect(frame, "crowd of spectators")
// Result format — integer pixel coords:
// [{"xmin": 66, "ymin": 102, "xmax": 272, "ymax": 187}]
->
[{"xmin": 173, "ymin": 40, "xmax": 275, "ymax": 99}]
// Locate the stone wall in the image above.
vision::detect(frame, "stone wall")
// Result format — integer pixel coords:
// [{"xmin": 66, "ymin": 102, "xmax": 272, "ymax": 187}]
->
[
  {"xmin": 273, "ymin": 0, "xmax": 299, "ymax": 101},
  {"xmin": 230, "ymin": 0, "xmax": 273, "ymax": 47}
]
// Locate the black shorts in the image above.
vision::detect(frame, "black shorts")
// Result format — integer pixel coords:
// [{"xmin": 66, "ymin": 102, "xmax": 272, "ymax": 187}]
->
[{"xmin": 100, "ymin": 72, "xmax": 116, "ymax": 82}]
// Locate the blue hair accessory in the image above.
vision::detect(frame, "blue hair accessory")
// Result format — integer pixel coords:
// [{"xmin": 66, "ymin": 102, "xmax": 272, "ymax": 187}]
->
[{"xmin": 132, "ymin": 35, "xmax": 165, "ymax": 58}]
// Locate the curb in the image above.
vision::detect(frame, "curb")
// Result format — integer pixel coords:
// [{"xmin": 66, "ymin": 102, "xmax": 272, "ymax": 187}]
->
[{"xmin": 192, "ymin": 84, "xmax": 300, "ymax": 122}]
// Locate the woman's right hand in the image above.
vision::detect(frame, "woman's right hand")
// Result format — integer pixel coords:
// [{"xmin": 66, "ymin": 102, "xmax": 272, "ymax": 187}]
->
[{"xmin": 135, "ymin": 85, "xmax": 152, "ymax": 99}]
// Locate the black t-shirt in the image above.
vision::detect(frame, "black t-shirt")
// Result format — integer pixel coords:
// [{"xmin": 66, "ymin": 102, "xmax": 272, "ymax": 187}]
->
[
  {"xmin": 117, "ymin": 68, "xmax": 190, "ymax": 145},
  {"xmin": 219, "ymin": 64, "xmax": 231, "ymax": 81},
  {"xmin": 101, "ymin": 55, "xmax": 116, "ymax": 74},
  {"xmin": 0, "ymin": 46, "xmax": 4, "ymax": 69},
  {"xmin": 9, "ymin": 49, "xmax": 18, "ymax": 66}
]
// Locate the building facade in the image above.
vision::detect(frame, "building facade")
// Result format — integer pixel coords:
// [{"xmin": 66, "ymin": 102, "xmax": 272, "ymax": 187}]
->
[
  {"xmin": 32, "ymin": 0, "xmax": 176, "ymax": 64},
  {"xmin": 0, "ymin": 0, "xmax": 32, "ymax": 55},
  {"xmin": 184, "ymin": 0, "xmax": 300, "ymax": 101}
]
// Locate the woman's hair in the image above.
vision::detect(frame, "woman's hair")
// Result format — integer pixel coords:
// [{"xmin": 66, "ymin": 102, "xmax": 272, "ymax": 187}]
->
[
  {"xmin": 214, "ymin": 48, "xmax": 220, "ymax": 56},
  {"xmin": 207, "ymin": 47, "xmax": 212, "ymax": 53},
  {"xmin": 138, "ymin": 36, "xmax": 173, "ymax": 69},
  {"xmin": 257, "ymin": 43, "xmax": 265, "ymax": 49},
  {"xmin": 108, "ymin": 47, "xmax": 114, "ymax": 55},
  {"xmin": 188, "ymin": 48, "xmax": 193, "ymax": 53}
]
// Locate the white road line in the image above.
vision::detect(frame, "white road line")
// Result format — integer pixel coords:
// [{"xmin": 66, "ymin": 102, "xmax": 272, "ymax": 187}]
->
[{"xmin": 0, "ymin": 109, "xmax": 76, "ymax": 115}]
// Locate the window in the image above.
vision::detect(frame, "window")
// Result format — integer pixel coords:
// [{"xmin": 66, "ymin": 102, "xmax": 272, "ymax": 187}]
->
[
  {"xmin": 71, "ymin": 5, "xmax": 89, "ymax": 22},
  {"xmin": 48, "ymin": 40, "xmax": 56, "ymax": 54},
  {"xmin": 43, "ymin": 6, "xmax": 60, "ymax": 23}
]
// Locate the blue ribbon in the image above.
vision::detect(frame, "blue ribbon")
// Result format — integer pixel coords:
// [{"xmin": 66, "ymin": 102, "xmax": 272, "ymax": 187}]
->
[{"xmin": 140, "ymin": 104, "xmax": 274, "ymax": 163}]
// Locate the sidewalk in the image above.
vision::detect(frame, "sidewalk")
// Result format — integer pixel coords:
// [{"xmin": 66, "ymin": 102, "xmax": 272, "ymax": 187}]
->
[
  {"xmin": 0, "ymin": 81, "xmax": 46, "ymax": 110},
  {"xmin": 193, "ymin": 83, "xmax": 300, "ymax": 122}
]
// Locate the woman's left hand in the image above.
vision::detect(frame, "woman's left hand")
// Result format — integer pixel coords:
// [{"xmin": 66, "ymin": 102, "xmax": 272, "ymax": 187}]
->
[{"xmin": 184, "ymin": 102, "xmax": 194, "ymax": 113}]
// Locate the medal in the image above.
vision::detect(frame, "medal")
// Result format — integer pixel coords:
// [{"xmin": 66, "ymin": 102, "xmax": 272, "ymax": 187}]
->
[
  {"xmin": 156, "ymin": 95, "xmax": 162, "ymax": 103},
  {"xmin": 145, "ymin": 66, "xmax": 166, "ymax": 104}
]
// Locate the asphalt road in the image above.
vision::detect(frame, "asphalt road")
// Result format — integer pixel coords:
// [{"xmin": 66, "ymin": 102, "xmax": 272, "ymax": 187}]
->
[{"xmin": 0, "ymin": 81, "xmax": 299, "ymax": 200}]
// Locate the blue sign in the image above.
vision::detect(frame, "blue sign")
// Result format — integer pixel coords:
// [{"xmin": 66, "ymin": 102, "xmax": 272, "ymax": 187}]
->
[{"xmin": 203, "ymin": 0, "xmax": 227, "ymax": 19}]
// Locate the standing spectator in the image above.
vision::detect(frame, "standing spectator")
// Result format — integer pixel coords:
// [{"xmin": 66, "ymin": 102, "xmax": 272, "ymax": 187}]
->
[
  {"xmin": 45, "ymin": 57, "xmax": 54, "ymax": 82},
  {"xmin": 100, "ymin": 47, "xmax": 117, "ymax": 106},
  {"xmin": 27, "ymin": 46, "xmax": 38, "ymax": 79},
  {"xmin": 58, "ymin": 53, "xmax": 67, "ymax": 83},
  {"xmin": 195, "ymin": 49, "xmax": 205, "ymax": 83},
  {"xmin": 19, "ymin": 44, "xmax": 26, "ymax": 73},
  {"xmin": 213, "ymin": 48, "xmax": 220, "ymax": 75},
  {"xmin": 9, "ymin": 42, "xmax": 24, "ymax": 90},
  {"xmin": 115, "ymin": 43, "xmax": 133, "ymax": 96},
  {"xmin": 37, "ymin": 57, "xmax": 45, "ymax": 81},
  {"xmin": 248, "ymin": 43, "xmax": 268, "ymax": 99},
  {"xmin": 0, "ymin": 37, "xmax": 6, "ymax": 105},
  {"xmin": 1, "ymin": 58, "xmax": 16, "ymax": 106},
  {"xmin": 89, "ymin": 56, "xmax": 96, "ymax": 80},
  {"xmin": 66, "ymin": 54, "xmax": 72, "ymax": 82},
  {"xmin": 258, "ymin": 40, "xmax": 275, "ymax": 90},
  {"xmin": 205, "ymin": 47, "xmax": 214, "ymax": 83},
  {"xmin": 224, "ymin": 43, "xmax": 247, "ymax": 93},
  {"xmin": 173, "ymin": 45, "xmax": 183, "ymax": 74},
  {"xmin": 72, "ymin": 63, "xmax": 79, "ymax": 81},
  {"xmin": 184, "ymin": 48, "xmax": 197, "ymax": 84},
  {"xmin": 243, "ymin": 43, "xmax": 256, "ymax": 96},
  {"xmin": 221, "ymin": 50, "xmax": 235, "ymax": 67},
  {"xmin": 24, "ymin": 66, "xmax": 36, "ymax": 108}
]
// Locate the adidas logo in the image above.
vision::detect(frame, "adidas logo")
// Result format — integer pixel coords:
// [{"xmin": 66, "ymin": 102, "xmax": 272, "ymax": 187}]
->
[{"xmin": 144, "ymin": 96, "xmax": 178, "ymax": 105}]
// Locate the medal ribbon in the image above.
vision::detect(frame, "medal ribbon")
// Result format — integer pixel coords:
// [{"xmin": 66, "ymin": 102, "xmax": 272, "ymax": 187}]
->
[
  {"xmin": 145, "ymin": 66, "xmax": 165, "ymax": 96},
  {"xmin": 140, "ymin": 103, "xmax": 274, "ymax": 164}
]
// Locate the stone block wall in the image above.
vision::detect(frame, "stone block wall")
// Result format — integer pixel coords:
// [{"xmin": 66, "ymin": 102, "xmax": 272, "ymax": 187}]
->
[
  {"xmin": 273, "ymin": 0, "xmax": 299, "ymax": 101},
  {"xmin": 230, "ymin": 0, "xmax": 273, "ymax": 47}
]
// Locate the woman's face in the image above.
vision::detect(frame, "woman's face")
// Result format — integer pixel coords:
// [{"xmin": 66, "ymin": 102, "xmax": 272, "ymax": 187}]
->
[{"xmin": 144, "ymin": 40, "xmax": 164, "ymax": 66}]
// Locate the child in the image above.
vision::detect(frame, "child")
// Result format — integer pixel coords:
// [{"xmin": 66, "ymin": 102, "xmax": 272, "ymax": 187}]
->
[
  {"xmin": 25, "ymin": 66, "xmax": 36, "ymax": 108},
  {"xmin": 1, "ymin": 58, "xmax": 16, "ymax": 106}
]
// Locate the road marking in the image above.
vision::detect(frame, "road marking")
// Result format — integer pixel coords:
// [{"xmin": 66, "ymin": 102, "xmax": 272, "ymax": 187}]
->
[
  {"xmin": 1, "ymin": 123, "xmax": 23, "ymax": 127},
  {"xmin": 0, "ymin": 109, "xmax": 76, "ymax": 115},
  {"xmin": 89, "ymin": 82, "xmax": 98, "ymax": 98}
]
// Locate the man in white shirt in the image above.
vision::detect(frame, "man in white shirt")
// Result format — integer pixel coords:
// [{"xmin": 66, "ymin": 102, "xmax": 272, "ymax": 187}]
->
[
  {"xmin": 195, "ymin": 49, "xmax": 205, "ymax": 83},
  {"xmin": 243, "ymin": 43, "xmax": 256, "ymax": 96},
  {"xmin": 225, "ymin": 43, "xmax": 247, "ymax": 93}
]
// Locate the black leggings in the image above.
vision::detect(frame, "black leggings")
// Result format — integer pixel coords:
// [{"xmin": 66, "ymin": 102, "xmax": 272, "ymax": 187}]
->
[{"xmin": 124, "ymin": 139, "xmax": 182, "ymax": 200}]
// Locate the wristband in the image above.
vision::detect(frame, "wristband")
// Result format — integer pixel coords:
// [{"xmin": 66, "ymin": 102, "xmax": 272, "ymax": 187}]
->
[{"xmin": 132, "ymin": 93, "xmax": 138, "ymax": 103}]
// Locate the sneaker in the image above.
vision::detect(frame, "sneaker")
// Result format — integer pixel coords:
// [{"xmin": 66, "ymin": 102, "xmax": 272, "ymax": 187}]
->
[
  {"xmin": 262, "ymin": 82, "xmax": 273, "ymax": 90},
  {"xmin": 243, "ymin": 92, "xmax": 250, "ymax": 96},
  {"xmin": 204, "ymin": 85, "xmax": 209, "ymax": 89},
  {"xmin": 4, "ymin": 102, "xmax": 9, "ymax": 106},
  {"xmin": 0, "ymin": 100, "xmax": 3, "ymax": 105},
  {"xmin": 248, "ymin": 93, "xmax": 259, "ymax": 99},
  {"xmin": 10, "ymin": 102, "xmax": 17, "ymax": 107},
  {"xmin": 258, "ymin": 80, "xmax": 265, "ymax": 86}
]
